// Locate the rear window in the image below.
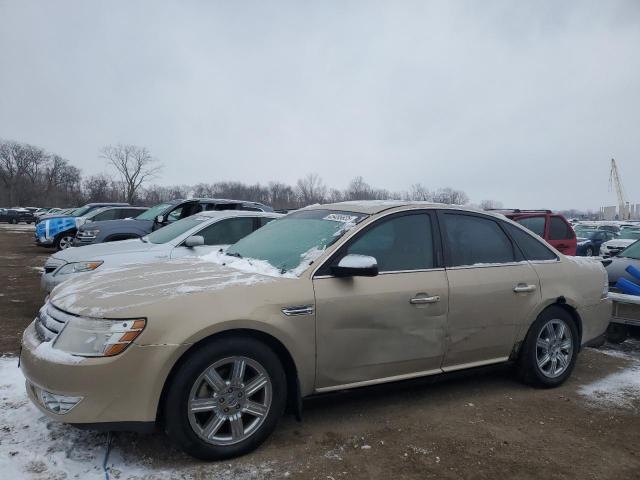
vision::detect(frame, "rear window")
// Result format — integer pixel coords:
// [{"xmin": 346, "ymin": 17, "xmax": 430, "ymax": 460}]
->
[
  {"xmin": 548, "ymin": 216, "xmax": 573, "ymax": 240},
  {"xmin": 504, "ymin": 223, "xmax": 558, "ymax": 261},
  {"xmin": 515, "ymin": 216, "xmax": 546, "ymax": 237},
  {"xmin": 443, "ymin": 214, "xmax": 517, "ymax": 267}
]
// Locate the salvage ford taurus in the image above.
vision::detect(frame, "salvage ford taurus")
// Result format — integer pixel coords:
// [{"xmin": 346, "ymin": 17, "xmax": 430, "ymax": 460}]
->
[{"xmin": 20, "ymin": 201, "xmax": 611, "ymax": 460}]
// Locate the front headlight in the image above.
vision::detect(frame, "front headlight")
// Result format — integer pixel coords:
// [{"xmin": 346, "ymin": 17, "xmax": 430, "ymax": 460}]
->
[
  {"xmin": 55, "ymin": 261, "xmax": 103, "ymax": 275},
  {"xmin": 79, "ymin": 229, "xmax": 100, "ymax": 237},
  {"xmin": 54, "ymin": 317, "xmax": 146, "ymax": 357}
]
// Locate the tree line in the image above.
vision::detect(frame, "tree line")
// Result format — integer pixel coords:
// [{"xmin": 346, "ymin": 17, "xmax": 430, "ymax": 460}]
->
[{"xmin": 1, "ymin": 139, "xmax": 495, "ymax": 211}]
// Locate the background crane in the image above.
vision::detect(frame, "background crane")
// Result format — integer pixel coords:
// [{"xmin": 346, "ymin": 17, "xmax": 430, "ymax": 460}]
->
[{"xmin": 609, "ymin": 158, "xmax": 630, "ymax": 220}]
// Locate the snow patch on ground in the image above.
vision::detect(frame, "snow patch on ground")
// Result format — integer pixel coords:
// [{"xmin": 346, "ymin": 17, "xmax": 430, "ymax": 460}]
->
[
  {"xmin": 579, "ymin": 342, "xmax": 640, "ymax": 410},
  {"xmin": 0, "ymin": 357, "xmax": 284, "ymax": 479}
]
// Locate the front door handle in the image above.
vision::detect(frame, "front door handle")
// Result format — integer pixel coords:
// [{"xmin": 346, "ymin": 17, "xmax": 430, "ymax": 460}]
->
[
  {"xmin": 410, "ymin": 294, "xmax": 441, "ymax": 304},
  {"xmin": 513, "ymin": 283, "xmax": 537, "ymax": 293}
]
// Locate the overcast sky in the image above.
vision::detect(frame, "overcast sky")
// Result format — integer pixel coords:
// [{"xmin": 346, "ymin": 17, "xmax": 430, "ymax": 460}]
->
[{"xmin": 1, "ymin": 1, "xmax": 639, "ymax": 210}]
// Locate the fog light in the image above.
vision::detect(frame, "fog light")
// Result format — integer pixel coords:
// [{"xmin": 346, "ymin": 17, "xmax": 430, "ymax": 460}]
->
[{"xmin": 35, "ymin": 386, "xmax": 83, "ymax": 414}]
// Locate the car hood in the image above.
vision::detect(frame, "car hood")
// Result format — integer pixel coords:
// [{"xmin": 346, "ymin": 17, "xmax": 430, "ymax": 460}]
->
[
  {"xmin": 50, "ymin": 238, "xmax": 157, "ymax": 263},
  {"xmin": 49, "ymin": 257, "xmax": 291, "ymax": 318},
  {"xmin": 606, "ymin": 256, "xmax": 640, "ymax": 284},
  {"xmin": 37, "ymin": 214, "xmax": 75, "ymax": 223}
]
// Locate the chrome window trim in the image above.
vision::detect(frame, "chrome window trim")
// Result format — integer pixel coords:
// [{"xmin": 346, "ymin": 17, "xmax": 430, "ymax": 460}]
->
[{"xmin": 313, "ymin": 267, "xmax": 446, "ymax": 280}]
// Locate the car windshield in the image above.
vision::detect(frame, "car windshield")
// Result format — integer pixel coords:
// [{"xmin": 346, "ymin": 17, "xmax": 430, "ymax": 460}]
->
[
  {"xmin": 136, "ymin": 203, "xmax": 173, "ymax": 220},
  {"xmin": 618, "ymin": 230, "xmax": 640, "ymax": 240},
  {"xmin": 145, "ymin": 215, "xmax": 210, "ymax": 244},
  {"xmin": 574, "ymin": 227, "xmax": 597, "ymax": 238},
  {"xmin": 70, "ymin": 206, "xmax": 92, "ymax": 217},
  {"xmin": 619, "ymin": 240, "xmax": 640, "ymax": 260},
  {"xmin": 226, "ymin": 209, "xmax": 368, "ymax": 273}
]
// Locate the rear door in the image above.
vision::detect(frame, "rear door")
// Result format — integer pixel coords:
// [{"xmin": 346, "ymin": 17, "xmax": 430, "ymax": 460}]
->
[
  {"xmin": 439, "ymin": 211, "xmax": 541, "ymax": 370},
  {"xmin": 547, "ymin": 215, "xmax": 576, "ymax": 255}
]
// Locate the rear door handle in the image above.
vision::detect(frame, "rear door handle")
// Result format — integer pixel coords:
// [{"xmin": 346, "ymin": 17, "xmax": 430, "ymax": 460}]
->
[
  {"xmin": 410, "ymin": 294, "xmax": 441, "ymax": 304},
  {"xmin": 513, "ymin": 284, "xmax": 537, "ymax": 293}
]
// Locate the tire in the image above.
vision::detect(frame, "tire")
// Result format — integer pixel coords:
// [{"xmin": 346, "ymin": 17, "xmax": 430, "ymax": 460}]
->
[
  {"xmin": 9, "ymin": 218, "xmax": 17, "ymax": 225},
  {"xmin": 584, "ymin": 246, "xmax": 594, "ymax": 257},
  {"xmin": 163, "ymin": 336, "xmax": 287, "ymax": 460},
  {"xmin": 517, "ymin": 306, "xmax": 579, "ymax": 388},
  {"xmin": 606, "ymin": 323, "xmax": 628, "ymax": 344},
  {"xmin": 54, "ymin": 232, "xmax": 76, "ymax": 250}
]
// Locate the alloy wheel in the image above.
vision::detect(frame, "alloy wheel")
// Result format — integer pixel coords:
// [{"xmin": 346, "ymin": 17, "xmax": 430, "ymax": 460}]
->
[
  {"xmin": 536, "ymin": 319, "xmax": 573, "ymax": 378},
  {"xmin": 187, "ymin": 356, "xmax": 272, "ymax": 446},
  {"xmin": 58, "ymin": 236, "xmax": 74, "ymax": 249}
]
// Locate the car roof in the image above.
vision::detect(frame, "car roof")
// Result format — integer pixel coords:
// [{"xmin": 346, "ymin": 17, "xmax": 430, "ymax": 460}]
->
[
  {"xmin": 302, "ymin": 200, "xmax": 501, "ymax": 218},
  {"xmin": 192, "ymin": 211, "xmax": 282, "ymax": 219}
]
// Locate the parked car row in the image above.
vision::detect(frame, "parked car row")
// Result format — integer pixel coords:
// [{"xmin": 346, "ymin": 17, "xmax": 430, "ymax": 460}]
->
[
  {"xmin": 0, "ymin": 207, "xmax": 37, "ymax": 224},
  {"xmin": 21, "ymin": 201, "xmax": 611, "ymax": 461}
]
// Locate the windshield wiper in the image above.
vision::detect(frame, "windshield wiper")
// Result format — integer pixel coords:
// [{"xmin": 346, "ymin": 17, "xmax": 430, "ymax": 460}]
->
[{"xmin": 226, "ymin": 251, "xmax": 242, "ymax": 258}]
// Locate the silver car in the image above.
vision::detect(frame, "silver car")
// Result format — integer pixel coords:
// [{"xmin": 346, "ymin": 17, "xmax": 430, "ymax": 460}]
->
[{"xmin": 41, "ymin": 210, "xmax": 281, "ymax": 292}]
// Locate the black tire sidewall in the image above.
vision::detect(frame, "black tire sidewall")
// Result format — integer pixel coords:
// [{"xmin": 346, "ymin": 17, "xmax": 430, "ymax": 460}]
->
[
  {"xmin": 519, "ymin": 307, "xmax": 579, "ymax": 388},
  {"xmin": 163, "ymin": 336, "xmax": 287, "ymax": 460}
]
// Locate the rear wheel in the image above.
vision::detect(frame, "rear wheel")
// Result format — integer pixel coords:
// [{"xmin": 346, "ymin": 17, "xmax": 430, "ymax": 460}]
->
[
  {"xmin": 517, "ymin": 307, "xmax": 579, "ymax": 388},
  {"xmin": 164, "ymin": 337, "xmax": 287, "ymax": 460},
  {"xmin": 584, "ymin": 246, "xmax": 594, "ymax": 256},
  {"xmin": 9, "ymin": 218, "xmax": 17, "ymax": 224}
]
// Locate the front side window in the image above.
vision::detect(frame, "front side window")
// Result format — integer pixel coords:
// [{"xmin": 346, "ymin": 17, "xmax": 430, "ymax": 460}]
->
[
  {"xmin": 515, "ymin": 216, "xmax": 546, "ymax": 237},
  {"xmin": 196, "ymin": 217, "xmax": 255, "ymax": 245},
  {"xmin": 227, "ymin": 209, "xmax": 368, "ymax": 273},
  {"xmin": 444, "ymin": 214, "xmax": 517, "ymax": 267},
  {"xmin": 94, "ymin": 209, "xmax": 119, "ymax": 221},
  {"xmin": 549, "ymin": 216, "xmax": 573, "ymax": 240},
  {"xmin": 344, "ymin": 214, "xmax": 434, "ymax": 272}
]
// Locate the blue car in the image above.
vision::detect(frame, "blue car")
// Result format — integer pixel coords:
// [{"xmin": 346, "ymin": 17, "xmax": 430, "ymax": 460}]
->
[
  {"xmin": 574, "ymin": 226, "xmax": 617, "ymax": 256},
  {"xmin": 35, "ymin": 203, "xmax": 128, "ymax": 250}
]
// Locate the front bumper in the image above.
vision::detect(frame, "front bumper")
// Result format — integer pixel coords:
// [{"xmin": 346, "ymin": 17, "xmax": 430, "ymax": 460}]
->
[{"xmin": 20, "ymin": 322, "xmax": 188, "ymax": 425}]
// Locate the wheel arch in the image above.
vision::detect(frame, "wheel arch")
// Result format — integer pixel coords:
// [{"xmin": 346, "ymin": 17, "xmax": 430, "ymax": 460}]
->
[{"xmin": 156, "ymin": 328, "xmax": 302, "ymax": 425}]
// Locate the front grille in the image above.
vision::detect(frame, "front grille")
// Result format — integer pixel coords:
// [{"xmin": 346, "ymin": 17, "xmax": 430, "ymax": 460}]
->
[
  {"xmin": 43, "ymin": 258, "xmax": 65, "ymax": 274},
  {"xmin": 34, "ymin": 304, "xmax": 74, "ymax": 342},
  {"xmin": 44, "ymin": 266, "xmax": 56, "ymax": 274}
]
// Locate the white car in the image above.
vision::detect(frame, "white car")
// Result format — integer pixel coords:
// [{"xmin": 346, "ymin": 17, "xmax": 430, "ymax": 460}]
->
[
  {"xmin": 601, "ymin": 229, "xmax": 640, "ymax": 257},
  {"xmin": 41, "ymin": 210, "xmax": 282, "ymax": 292}
]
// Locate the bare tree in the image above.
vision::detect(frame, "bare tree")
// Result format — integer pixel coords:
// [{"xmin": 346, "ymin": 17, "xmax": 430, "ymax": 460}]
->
[
  {"xmin": 479, "ymin": 199, "xmax": 503, "ymax": 210},
  {"xmin": 432, "ymin": 187, "xmax": 469, "ymax": 205},
  {"xmin": 407, "ymin": 183, "xmax": 432, "ymax": 201},
  {"xmin": 295, "ymin": 173, "xmax": 327, "ymax": 206},
  {"xmin": 101, "ymin": 144, "xmax": 162, "ymax": 203}
]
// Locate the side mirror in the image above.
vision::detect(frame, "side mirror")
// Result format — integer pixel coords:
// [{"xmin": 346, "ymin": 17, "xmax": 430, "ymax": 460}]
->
[
  {"xmin": 331, "ymin": 254, "xmax": 378, "ymax": 277},
  {"xmin": 184, "ymin": 235, "xmax": 205, "ymax": 247},
  {"xmin": 155, "ymin": 215, "xmax": 165, "ymax": 224}
]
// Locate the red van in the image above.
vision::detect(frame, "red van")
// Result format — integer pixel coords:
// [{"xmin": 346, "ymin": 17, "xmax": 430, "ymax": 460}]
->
[{"xmin": 491, "ymin": 209, "xmax": 577, "ymax": 256}]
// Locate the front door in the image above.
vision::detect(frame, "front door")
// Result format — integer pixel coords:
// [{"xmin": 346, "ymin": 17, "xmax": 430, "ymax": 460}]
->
[
  {"xmin": 438, "ymin": 211, "xmax": 541, "ymax": 370},
  {"xmin": 313, "ymin": 211, "xmax": 449, "ymax": 390}
]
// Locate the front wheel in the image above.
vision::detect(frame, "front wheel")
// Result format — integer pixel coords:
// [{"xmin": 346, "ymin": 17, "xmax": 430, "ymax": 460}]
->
[
  {"xmin": 584, "ymin": 246, "xmax": 594, "ymax": 257},
  {"xmin": 517, "ymin": 307, "xmax": 579, "ymax": 388},
  {"xmin": 55, "ymin": 233, "xmax": 75, "ymax": 250},
  {"xmin": 164, "ymin": 337, "xmax": 287, "ymax": 460},
  {"xmin": 606, "ymin": 323, "xmax": 628, "ymax": 344}
]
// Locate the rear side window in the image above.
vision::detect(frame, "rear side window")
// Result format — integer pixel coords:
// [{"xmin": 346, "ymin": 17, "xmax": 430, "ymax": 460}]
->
[
  {"xmin": 443, "ymin": 214, "xmax": 517, "ymax": 267},
  {"xmin": 259, "ymin": 217, "xmax": 276, "ymax": 227},
  {"xmin": 345, "ymin": 213, "xmax": 434, "ymax": 272},
  {"xmin": 503, "ymin": 223, "xmax": 558, "ymax": 261},
  {"xmin": 548, "ymin": 216, "xmax": 573, "ymax": 240},
  {"xmin": 515, "ymin": 216, "xmax": 546, "ymax": 237},
  {"xmin": 197, "ymin": 217, "xmax": 255, "ymax": 245}
]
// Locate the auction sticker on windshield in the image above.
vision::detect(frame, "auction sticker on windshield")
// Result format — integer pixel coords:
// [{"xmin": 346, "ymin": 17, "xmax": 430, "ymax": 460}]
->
[{"xmin": 323, "ymin": 213, "xmax": 358, "ymax": 223}]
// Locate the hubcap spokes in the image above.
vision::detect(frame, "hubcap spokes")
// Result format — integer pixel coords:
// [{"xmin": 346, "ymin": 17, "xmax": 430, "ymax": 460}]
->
[
  {"xmin": 187, "ymin": 356, "xmax": 272, "ymax": 446},
  {"xmin": 60, "ymin": 236, "xmax": 73, "ymax": 249},
  {"xmin": 536, "ymin": 319, "xmax": 573, "ymax": 378}
]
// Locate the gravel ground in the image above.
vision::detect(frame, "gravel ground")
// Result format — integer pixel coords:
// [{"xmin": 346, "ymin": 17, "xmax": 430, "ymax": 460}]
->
[{"xmin": 1, "ymin": 223, "xmax": 639, "ymax": 479}]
